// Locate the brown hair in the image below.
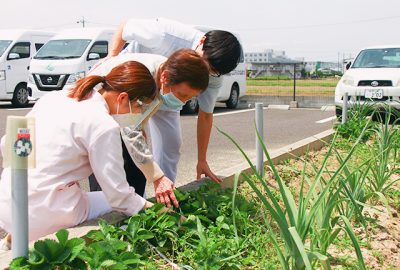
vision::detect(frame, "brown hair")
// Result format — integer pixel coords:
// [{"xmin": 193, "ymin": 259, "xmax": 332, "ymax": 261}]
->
[
  {"xmin": 158, "ymin": 49, "xmax": 209, "ymax": 92},
  {"xmin": 69, "ymin": 61, "xmax": 157, "ymax": 101}
]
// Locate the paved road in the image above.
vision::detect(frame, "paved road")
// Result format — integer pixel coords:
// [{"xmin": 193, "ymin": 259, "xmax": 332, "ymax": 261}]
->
[
  {"xmin": 0, "ymin": 102, "xmax": 335, "ymax": 191},
  {"xmin": 175, "ymin": 106, "xmax": 335, "ymax": 188}
]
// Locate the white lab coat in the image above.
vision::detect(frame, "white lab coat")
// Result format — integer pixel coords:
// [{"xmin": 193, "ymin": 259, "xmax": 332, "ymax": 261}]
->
[{"xmin": 0, "ymin": 90, "xmax": 145, "ymax": 240}]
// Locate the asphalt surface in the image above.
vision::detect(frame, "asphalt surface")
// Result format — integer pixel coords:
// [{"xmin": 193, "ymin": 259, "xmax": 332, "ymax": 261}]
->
[
  {"xmin": 0, "ymin": 102, "xmax": 335, "ymax": 192},
  {"xmin": 175, "ymin": 105, "xmax": 335, "ymax": 188}
]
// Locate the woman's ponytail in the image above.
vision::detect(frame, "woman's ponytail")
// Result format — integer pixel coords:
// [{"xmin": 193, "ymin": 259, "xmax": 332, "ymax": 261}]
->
[
  {"xmin": 68, "ymin": 75, "xmax": 105, "ymax": 101},
  {"xmin": 69, "ymin": 61, "xmax": 157, "ymax": 102}
]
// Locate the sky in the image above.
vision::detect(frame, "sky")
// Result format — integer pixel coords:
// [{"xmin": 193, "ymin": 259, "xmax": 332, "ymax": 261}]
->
[{"xmin": 1, "ymin": 0, "xmax": 399, "ymax": 62}]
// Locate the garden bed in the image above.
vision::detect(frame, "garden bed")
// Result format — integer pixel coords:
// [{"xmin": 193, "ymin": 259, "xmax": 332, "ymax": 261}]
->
[{"xmin": 6, "ymin": 108, "xmax": 400, "ymax": 269}]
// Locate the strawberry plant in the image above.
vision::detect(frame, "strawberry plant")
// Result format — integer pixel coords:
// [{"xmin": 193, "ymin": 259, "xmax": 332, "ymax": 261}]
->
[{"xmin": 10, "ymin": 229, "xmax": 86, "ymax": 270}]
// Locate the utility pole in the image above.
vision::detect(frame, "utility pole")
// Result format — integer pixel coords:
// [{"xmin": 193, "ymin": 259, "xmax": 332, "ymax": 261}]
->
[
  {"xmin": 342, "ymin": 53, "xmax": 345, "ymax": 74},
  {"xmin": 77, "ymin": 16, "xmax": 86, "ymax": 28},
  {"xmin": 337, "ymin": 52, "xmax": 340, "ymax": 74}
]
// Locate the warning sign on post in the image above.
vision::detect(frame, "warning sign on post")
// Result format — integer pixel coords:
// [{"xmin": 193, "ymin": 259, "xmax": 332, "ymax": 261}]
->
[{"xmin": 14, "ymin": 128, "xmax": 32, "ymax": 157}]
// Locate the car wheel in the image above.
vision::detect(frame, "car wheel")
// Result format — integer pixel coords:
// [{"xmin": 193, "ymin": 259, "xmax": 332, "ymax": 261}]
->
[
  {"xmin": 335, "ymin": 107, "xmax": 342, "ymax": 118},
  {"xmin": 12, "ymin": 84, "xmax": 29, "ymax": 108},
  {"xmin": 182, "ymin": 97, "xmax": 199, "ymax": 114},
  {"xmin": 226, "ymin": 84, "xmax": 239, "ymax": 109}
]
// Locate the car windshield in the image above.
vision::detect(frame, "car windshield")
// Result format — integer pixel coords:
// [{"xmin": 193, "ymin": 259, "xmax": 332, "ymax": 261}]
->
[
  {"xmin": 0, "ymin": 40, "xmax": 12, "ymax": 57},
  {"xmin": 352, "ymin": 48, "xmax": 400, "ymax": 68},
  {"xmin": 34, "ymin": 39, "xmax": 91, "ymax": 59}
]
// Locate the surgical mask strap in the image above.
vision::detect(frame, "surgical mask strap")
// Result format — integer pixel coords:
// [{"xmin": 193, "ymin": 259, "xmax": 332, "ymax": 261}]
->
[{"xmin": 116, "ymin": 96, "xmax": 133, "ymax": 114}]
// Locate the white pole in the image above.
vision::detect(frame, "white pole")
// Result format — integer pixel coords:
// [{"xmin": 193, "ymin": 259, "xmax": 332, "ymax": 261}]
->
[
  {"xmin": 6, "ymin": 116, "xmax": 32, "ymax": 258},
  {"xmin": 255, "ymin": 103, "xmax": 264, "ymax": 176},
  {"xmin": 342, "ymin": 92, "xmax": 348, "ymax": 124}
]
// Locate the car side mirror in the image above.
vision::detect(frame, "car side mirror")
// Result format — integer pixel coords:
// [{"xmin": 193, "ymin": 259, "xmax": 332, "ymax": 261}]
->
[
  {"xmin": 88, "ymin": 53, "xmax": 100, "ymax": 60},
  {"xmin": 8, "ymin": 53, "xmax": 20, "ymax": 60},
  {"xmin": 345, "ymin": 62, "xmax": 351, "ymax": 70}
]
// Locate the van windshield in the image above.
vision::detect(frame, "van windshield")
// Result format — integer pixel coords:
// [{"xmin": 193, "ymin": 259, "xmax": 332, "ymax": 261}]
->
[
  {"xmin": 352, "ymin": 48, "xmax": 400, "ymax": 68},
  {"xmin": 0, "ymin": 40, "xmax": 12, "ymax": 57},
  {"xmin": 34, "ymin": 39, "xmax": 91, "ymax": 59}
]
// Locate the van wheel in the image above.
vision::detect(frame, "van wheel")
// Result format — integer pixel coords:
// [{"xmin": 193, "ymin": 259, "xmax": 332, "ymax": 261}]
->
[
  {"xmin": 182, "ymin": 97, "xmax": 199, "ymax": 114},
  {"xmin": 226, "ymin": 84, "xmax": 239, "ymax": 109},
  {"xmin": 12, "ymin": 84, "xmax": 29, "ymax": 108},
  {"xmin": 336, "ymin": 107, "xmax": 342, "ymax": 119}
]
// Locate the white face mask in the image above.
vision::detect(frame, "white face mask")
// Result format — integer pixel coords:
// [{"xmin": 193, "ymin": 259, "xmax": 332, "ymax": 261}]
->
[{"xmin": 111, "ymin": 99, "xmax": 141, "ymax": 128}]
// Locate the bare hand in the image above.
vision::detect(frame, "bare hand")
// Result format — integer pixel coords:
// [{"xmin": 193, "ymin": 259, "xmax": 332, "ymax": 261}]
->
[
  {"xmin": 196, "ymin": 160, "xmax": 222, "ymax": 183},
  {"xmin": 154, "ymin": 176, "xmax": 179, "ymax": 208},
  {"xmin": 143, "ymin": 200, "xmax": 154, "ymax": 210}
]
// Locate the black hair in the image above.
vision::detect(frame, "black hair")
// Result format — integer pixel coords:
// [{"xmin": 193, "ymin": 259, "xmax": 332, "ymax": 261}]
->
[{"xmin": 202, "ymin": 30, "xmax": 242, "ymax": 75}]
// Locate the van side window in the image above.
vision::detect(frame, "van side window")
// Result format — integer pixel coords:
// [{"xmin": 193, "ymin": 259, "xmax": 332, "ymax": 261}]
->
[
  {"xmin": 8, "ymin": 42, "xmax": 30, "ymax": 60},
  {"xmin": 88, "ymin": 41, "xmax": 108, "ymax": 59},
  {"xmin": 35, "ymin": 43, "xmax": 44, "ymax": 51}
]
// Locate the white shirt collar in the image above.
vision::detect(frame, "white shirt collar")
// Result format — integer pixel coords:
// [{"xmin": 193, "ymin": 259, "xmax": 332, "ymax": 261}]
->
[{"xmin": 90, "ymin": 90, "xmax": 110, "ymax": 112}]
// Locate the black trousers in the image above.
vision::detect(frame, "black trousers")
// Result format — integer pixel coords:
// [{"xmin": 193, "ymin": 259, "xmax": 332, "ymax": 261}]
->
[{"xmin": 89, "ymin": 138, "xmax": 147, "ymax": 197}]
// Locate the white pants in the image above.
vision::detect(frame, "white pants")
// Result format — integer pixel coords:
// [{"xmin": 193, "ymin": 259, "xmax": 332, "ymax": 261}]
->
[
  {"xmin": 148, "ymin": 110, "xmax": 182, "ymax": 183},
  {"xmin": 87, "ymin": 191, "xmax": 113, "ymax": 220}
]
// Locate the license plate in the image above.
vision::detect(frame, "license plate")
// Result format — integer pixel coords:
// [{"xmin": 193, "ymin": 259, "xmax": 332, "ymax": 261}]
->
[{"xmin": 365, "ymin": 89, "xmax": 383, "ymax": 99}]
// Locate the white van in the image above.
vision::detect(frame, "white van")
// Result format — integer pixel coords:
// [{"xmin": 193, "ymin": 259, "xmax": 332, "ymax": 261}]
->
[
  {"xmin": 28, "ymin": 28, "xmax": 114, "ymax": 99},
  {"xmin": 182, "ymin": 26, "xmax": 246, "ymax": 114},
  {"xmin": 0, "ymin": 29, "xmax": 54, "ymax": 107},
  {"xmin": 335, "ymin": 45, "xmax": 400, "ymax": 116}
]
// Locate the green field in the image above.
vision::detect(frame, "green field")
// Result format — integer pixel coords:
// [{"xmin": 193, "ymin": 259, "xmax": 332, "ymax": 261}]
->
[{"xmin": 246, "ymin": 78, "xmax": 340, "ymax": 96}]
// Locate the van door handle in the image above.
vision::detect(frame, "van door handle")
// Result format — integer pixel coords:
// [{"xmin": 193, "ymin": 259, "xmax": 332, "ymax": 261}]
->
[{"xmin": 27, "ymin": 66, "xmax": 30, "ymax": 70}]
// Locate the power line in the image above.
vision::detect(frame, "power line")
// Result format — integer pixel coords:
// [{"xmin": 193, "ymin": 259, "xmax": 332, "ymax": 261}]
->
[
  {"xmin": 85, "ymin": 21, "xmax": 119, "ymax": 27},
  {"xmin": 35, "ymin": 22, "xmax": 77, "ymax": 30},
  {"xmin": 236, "ymin": 15, "xmax": 400, "ymax": 31}
]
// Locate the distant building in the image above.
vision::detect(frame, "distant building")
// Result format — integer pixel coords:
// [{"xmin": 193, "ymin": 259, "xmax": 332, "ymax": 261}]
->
[
  {"xmin": 305, "ymin": 61, "xmax": 342, "ymax": 74},
  {"xmin": 244, "ymin": 49, "xmax": 304, "ymax": 78}
]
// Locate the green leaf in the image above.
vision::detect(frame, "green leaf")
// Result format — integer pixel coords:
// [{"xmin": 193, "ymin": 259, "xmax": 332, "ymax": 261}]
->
[
  {"xmin": 137, "ymin": 229, "xmax": 154, "ymax": 240},
  {"xmin": 27, "ymin": 251, "xmax": 46, "ymax": 266},
  {"xmin": 55, "ymin": 229, "xmax": 69, "ymax": 246},
  {"xmin": 173, "ymin": 188, "xmax": 190, "ymax": 202},
  {"xmin": 339, "ymin": 215, "xmax": 366, "ymax": 270},
  {"xmin": 68, "ymin": 258, "xmax": 87, "ymax": 270},
  {"xmin": 34, "ymin": 239, "xmax": 71, "ymax": 264},
  {"xmin": 100, "ymin": 259, "xmax": 127, "ymax": 270},
  {"xmin": 66, "ymin": 237, "xmax": 85, "ymax": 262},
  {"xmin": 9, "ymin": 257, "xmax": 29, "ymax": 269},
  {"xmin": 85, "ymin": 229, "xmax": 106, "ymax": 241},
  {"xmin": 288, "ymin": 227, "xmax": 312, "ymax": 270},
  {"xmin": 308, "ymin": 251, "xmax": 330, "ymax": 270},
  {"xmin": 108, "ymin": 239, "xmax": 129, "ymax": 251}
]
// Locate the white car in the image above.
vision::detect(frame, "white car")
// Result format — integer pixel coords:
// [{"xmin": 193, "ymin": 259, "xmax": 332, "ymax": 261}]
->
[
  {"xmin": 28, "ymin": 28, "xmax": 114, "ymax": 100},
  {"xmin": 0, "ymin": 30, "xmax": 54, "ymax": 107},
  {"xmin": 335, "ymin": 45, "xmax": 400, "ymax": 116}
]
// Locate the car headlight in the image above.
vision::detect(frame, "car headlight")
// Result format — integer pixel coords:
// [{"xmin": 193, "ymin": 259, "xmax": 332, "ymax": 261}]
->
[
  {"xmin": 396, "ymin": 79, "xmax": 400, "ymax": 87},
  {"xmin": 66, "ymin": 71, "xmax": 86, "ymax": 84},
  {"xmin": 28, "ymin": 73, "xmax": 35, "ymax": 84},
  {"xmin": 0, "ymin": 70, "xmax": 5, "ymax": 81},
  {"xmin": 342, "ymin": 75, "xmax": 355, "ymax": 86}
]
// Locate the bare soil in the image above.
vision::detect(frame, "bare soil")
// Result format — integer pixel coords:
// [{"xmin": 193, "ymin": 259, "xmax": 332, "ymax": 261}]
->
[{"xmin": 263, "ymin": 145, "xmax": 400, "ymax": 269}]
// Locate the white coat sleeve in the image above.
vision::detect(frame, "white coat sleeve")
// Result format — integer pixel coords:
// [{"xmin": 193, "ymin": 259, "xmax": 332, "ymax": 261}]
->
[
  {"xmin": 122, "ymin": 18, "xmax": 164, "ymax": 49},
  {"xmin": 88, "ymin": 127, "xmax": 146, "ymax": 215},
  {"xmin": 120, "ymin": 128, "xmax": 164, "ymax": 183}
]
